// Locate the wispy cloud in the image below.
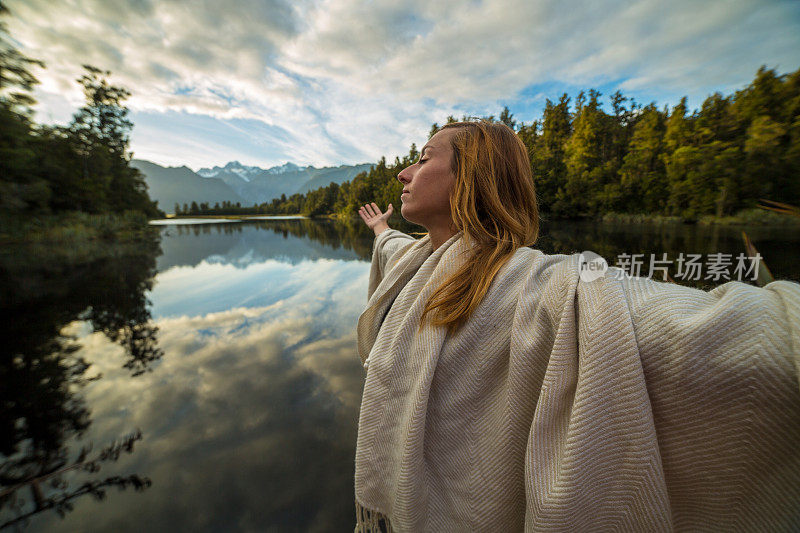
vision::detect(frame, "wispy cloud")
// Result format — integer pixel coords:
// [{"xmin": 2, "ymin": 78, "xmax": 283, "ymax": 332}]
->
[
  {"xmin": 40, "ymin": 254, "xmax": 371, "ymax": 530},
  {"xmin": 6, "ymin": 0, "xmax": 799, "ymax": 169},
  {"xmin": 48, "ymin": 302, "xmax": 366, "ymax": 530}
]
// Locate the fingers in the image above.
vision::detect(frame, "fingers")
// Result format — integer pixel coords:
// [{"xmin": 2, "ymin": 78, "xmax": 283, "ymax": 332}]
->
[
  {"xmin": 361, "ymin": 203, "xmax": 379, "ymax": 218},
  {"xmin": 358, "ymin": 202, "xmax": 390, "ymax": 220}
]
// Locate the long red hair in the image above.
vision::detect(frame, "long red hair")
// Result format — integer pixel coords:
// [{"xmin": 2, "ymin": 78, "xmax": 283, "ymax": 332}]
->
[{"xmin": 419, "ymin": 120, "xmax": 540, "ymax": 335}]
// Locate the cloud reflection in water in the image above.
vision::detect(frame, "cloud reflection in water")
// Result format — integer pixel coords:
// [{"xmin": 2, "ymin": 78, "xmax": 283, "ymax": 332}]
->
[{"xmin": 34, "ymin": 244, "xmax": 371, "ymax": 531}]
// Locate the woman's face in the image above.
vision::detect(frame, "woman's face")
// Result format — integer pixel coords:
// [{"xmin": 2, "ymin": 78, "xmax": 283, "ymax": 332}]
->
[{"xmin": 397, "ymin": 128, "xmax": 457, "ymax": 230}]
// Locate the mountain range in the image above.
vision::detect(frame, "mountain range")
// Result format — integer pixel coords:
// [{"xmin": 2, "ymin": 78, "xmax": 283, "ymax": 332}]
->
[{"xmin": 132, "ymin": 159, "xmax": 374, "ymax": 212}]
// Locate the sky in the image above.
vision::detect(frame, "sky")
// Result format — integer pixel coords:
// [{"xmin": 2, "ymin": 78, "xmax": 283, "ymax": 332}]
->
[{"xmin": 5, "ymin": 0, "xmax": 800, "ymax": 172}]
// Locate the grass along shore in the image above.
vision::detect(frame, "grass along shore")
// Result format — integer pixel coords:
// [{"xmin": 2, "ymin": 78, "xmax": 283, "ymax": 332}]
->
[
  {"xmin": 600, "ymin": 208, "xmax": 800, "ymax": 226},
  {"xmin": 12, "ymin": 207, "xmax": 791, "ymax": 243},
  {"xmin": 0, "ymin": 210, "xmax": 160, "ymax": 245},
  {"xmin": 162, "ymin": 214, "xmax": 309, "ymax": 220}
]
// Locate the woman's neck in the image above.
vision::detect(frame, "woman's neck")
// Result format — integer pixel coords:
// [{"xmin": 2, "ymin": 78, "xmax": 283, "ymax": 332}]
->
[{"xmin": 428, "ymin": 226, "xmax": 458, "ymax": 252}]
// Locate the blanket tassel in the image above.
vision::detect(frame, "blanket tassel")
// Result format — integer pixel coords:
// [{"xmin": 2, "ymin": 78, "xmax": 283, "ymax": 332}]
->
[{"xmin": 354, "ymin": 499, "xmax": 393, "ymax": 533}]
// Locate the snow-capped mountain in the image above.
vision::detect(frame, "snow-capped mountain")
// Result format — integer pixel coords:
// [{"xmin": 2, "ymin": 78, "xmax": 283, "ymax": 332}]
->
[
  {"xmin": 197, "ymin": 160, "xmax": 274, "ymax": 182},
  {"xmin": 135, "ymin": 159, "xmax": 374, "ymax": 211},
  {"xmin": 266, "ymin": 162, "xmax": 303, "ymax": 175},
  {"xmin": 131, "ymin": 160, "xmax": 245, "ymax": 210}
]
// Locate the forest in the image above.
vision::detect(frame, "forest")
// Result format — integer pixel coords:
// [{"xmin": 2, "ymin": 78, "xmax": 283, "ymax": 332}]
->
[
  {"xmin": 2, "ymin": 0, "xmax": 798, "ymax": 226},
  {"xmin": 0, "ymin": 2, "xmax": 163, "ymax": 242},
  {"xmin": 0, "ymin": 61, "xmax": 163, "ymax": 218},
  {"xmin": 236, "ymin": 66, "xmax": 800, "ymax": 222}
]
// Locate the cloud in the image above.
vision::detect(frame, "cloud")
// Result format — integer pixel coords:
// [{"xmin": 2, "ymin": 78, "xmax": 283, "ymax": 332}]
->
[
  {"xmin": 6, "ymin": 0, "xmax": 301, "ymax": 113},
  {"xmin": 150, "ymin": 256, "xmax": 368, "ymax": 319},
  {"xmin": 5, "ymin": 0, "xmax": 799, "ymax": 168},
  {"xmin": 285, "ymin": 0, "xmax": 800, "ymax": 105},
  {"xmin": 39, "ymin": 257, "xmax": 370, "ymax": 530}
]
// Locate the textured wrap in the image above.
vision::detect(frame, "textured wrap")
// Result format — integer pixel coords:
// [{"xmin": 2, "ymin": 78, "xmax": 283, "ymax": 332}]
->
[{"xmin": 354, "ymin": 228, "xmax": 800, "ymax": 532}]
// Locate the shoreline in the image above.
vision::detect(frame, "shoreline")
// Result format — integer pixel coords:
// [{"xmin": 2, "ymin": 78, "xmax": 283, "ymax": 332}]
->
[
  {"xmin": 164, "ymin": 210, "xmax": 800, "ymax": 228},
  {"xmin": 595, "ymin": 208, "xmax": 800, "ymax": 227},
  {"xmin": 4, "ymin": 207, "xmax": 798, "ymax": 246},
  {"xmin": 162, "ymin": 214, "xmax": 308, "ymax": 220}
]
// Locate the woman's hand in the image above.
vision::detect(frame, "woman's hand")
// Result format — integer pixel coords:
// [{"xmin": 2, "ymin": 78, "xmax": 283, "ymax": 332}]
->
[{"xmin": 358, "ymin": 202, "xmax": 393, "ymax": 236}]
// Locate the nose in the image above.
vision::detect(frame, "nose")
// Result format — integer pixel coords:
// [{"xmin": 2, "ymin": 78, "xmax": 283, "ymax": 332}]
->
[{"xmin": 398, "ymin": 165, "xmax": 412, "ymax": 184}]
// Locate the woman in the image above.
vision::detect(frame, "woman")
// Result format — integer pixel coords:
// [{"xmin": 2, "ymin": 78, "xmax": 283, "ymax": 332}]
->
[{"xmin": 354, "ymin": 120, "xmax": 800, "ymax": 532}]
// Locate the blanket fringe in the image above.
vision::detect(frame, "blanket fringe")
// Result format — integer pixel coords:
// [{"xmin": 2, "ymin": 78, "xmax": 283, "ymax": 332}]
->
[{"xmin": 354, "ymin": 499, "xmax": 393, "ymax": 533}]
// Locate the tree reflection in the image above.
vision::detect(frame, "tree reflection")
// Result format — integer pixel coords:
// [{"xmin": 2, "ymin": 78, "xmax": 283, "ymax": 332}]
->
[
  {"xmin": 159, "ymin": 216, "xmax": 800, "ymax": 287},
  {"xmin": 0, "ymin": 431, "xmax": 150, "ymax": 530},
  {"xmin": 0, "ymin": 231, "xmax": 163, "ymax": 528},
  {"xmin": 166, "ymin": 216, "xmax": 426, "ymax": 261}
]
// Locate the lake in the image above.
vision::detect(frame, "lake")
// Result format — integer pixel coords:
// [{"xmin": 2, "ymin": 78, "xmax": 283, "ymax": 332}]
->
[{"xmin": 2, "ymin": 217, "xmax": 799, "ymax": 531}]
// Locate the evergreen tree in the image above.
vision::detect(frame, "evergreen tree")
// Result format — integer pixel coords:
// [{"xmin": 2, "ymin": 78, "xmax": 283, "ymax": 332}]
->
[
  {"xmin": 0, "ymin": 1, "xmax": 50, "ymax": 214},
  {"xmin": 499, "ymin": 106, "xmax": 517, "ymax": 131},
  {"xmin": 661, "ymin": 97, "xmax": 696, "ymax": 217},
  {"xmin": 563, "ymin": 89, "xmax": 605, "ymax": 215},
  {"xmin": 619, "ymin": 104, "xmax": 667, "ymax": 213},
  {"xmin": 257, "ymin": 65, "xmax": 800, "ymax": 221},
  {"xmin": 408, "ymin": 142, "xmax": 419, "ymax": 162},
  {"xmin": 735, "ymin": 66, "xmax": 800, "ymax": 205},
  {"xmin": 0, "ymin": 1, "xmax": 44, "ymax": 116},
  {"xmin": 531, "ymin": 94, "xmax": 571, "ymax": 216},
  {"xmin": 70, "ymin": 65, "xmax": 133, "ymax": 156}
]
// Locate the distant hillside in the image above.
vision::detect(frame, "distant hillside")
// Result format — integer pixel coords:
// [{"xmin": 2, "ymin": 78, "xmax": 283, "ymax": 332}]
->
[
  {"xmin": 196, "ymin": 161, "xmax": 374, "ymax": 203},
  {"xmin": 133, "ymin": 159, "xmax": 374, "ymax": 213},
  {"xmin": 131, "ymin": 160, "xmax": 245, "ymax": 211},
  {"xmin": 295, "ymin": 164, "xmax": 375, "ymax": 195}
]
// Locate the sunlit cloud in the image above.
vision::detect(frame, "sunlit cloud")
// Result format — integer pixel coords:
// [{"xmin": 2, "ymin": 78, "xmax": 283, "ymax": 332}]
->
[
  {"xmin": 150, "ymin": 257, "xmax": 368, "ymax": 318},
  {"xmin": 45, "ymin": 258, "xmax": 369, "ymax": 530},
  {"xmin": 5, "ymin": 0, "xmax": 799, "ymax": 170}
]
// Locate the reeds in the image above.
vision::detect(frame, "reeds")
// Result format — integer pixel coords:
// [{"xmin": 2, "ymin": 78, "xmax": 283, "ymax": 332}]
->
[{"xmin": 740, "ymin": 199, "xmax": 800, "ymax": 286}]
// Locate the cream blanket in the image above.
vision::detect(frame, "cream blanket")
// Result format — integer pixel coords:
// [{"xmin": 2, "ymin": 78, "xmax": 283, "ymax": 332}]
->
[{"xmin": 354, "ymin": 228, "xmax": 800, "ymax": 532}]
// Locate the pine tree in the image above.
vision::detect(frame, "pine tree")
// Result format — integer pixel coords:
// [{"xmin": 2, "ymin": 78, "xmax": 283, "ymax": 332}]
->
[
  {"xmin": 531, "ymin": 94, "xmax": 571, "ymax": 216},
  {"xmin": 0, "ymin": 1, "xmax": 50, "ymax": 214},
  {"xmin": 563, "ymin": 89, "xmax": 605, "ymax": 215},
  {"xmin": 619, "ymin": 104, "xmax": 667, "ymax": 213},
  {"xmin": 58, "ymin": 65, "xmax": 161, "ymax": 216},
  {"xmin": 499, "ymin": 106, "xmax": 517, "ymax": 131}
]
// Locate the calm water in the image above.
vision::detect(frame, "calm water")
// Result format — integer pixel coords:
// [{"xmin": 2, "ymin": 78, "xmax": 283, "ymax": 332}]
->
[{"xmin": 2, "ymin": 217, "xmax": 799, "ymax": 532}]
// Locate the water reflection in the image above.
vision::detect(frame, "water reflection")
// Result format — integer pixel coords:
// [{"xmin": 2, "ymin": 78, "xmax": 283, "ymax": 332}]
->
[
  {"xmin": 0, "ymin": 234, "xmax": 163, "ymax": 529},
  {"xmin": 3, "ymin": 217, "xmax": 800, "ymax": 532},
  {"xmin": 537, "ymin": 218, "xmax": 800, "ymax": 287},
  {"xmin": 3, "ymin": 220, "xmax": 374, "ymax": 532}
]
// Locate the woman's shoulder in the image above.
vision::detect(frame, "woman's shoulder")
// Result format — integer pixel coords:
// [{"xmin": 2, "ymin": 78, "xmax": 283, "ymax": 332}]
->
[
  {"xmin": 487, "ymin": 246, "xmax": 582, "ymax": 298},
  {"xmin": 507, "ymin": 246, "xmax": 581, "ymax": 280}
]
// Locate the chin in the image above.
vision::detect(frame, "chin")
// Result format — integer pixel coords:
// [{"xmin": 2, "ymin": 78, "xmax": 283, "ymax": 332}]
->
[{"xmin": 400, "ymin": 205, "xmax": 416, "ymax": 224}]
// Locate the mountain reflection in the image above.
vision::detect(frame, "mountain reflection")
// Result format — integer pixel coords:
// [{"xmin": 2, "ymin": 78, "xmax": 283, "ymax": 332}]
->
[
  {"xmin": 0, "ymin": 233, "xmax": 163, "ymax": 529},
  {"xmin": 155, "ymin": 216, "xmax": 800, "ymax": 286},
  {"xmin": 4, "ymin": 217, "xmax": 799, "ymax": 532},
  {"xmin": 154, "ymin": 217, "xmax": 428, "ymax": 271},
  {"xmin": 3, "ymin": 219, "xmax": 374, "ymax": 532}
]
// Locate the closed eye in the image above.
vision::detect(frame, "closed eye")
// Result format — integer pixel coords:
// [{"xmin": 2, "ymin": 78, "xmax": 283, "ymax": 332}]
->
[{"xmin": 418, "ymin": 158, "xmax": 429, "ymax": 164}]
